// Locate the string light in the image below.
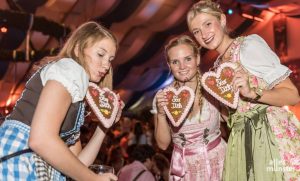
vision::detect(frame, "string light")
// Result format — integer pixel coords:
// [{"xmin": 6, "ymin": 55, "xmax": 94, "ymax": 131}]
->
[
  {"xmin": 268, "ymin": 7, "xmax": 280, "ymax": 14},
  {"xmin": 242, "ymin": 13, "xmax": 264, "ymax": 22}
]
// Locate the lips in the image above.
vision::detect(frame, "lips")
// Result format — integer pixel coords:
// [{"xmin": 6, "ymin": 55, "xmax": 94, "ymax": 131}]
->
[
  {"xmin": 204, "ymin": 36, "xmax": 214, "ymax": 44},
  {"xmin": 98, "ymin": 71, "xmax": 105, "ymax": 78},
  {"xmin": 178, "ymin": 71, "xmax": 189, "ymax": 76}
]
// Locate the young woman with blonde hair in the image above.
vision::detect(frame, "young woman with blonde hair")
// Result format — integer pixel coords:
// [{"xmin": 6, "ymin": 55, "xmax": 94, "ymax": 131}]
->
[
  {"xmin": 187, "ymin": 1, "xmax": 300, "ymax": 180},
  {"xmin": 0, "ymin": 21, "xmax": 122, "ymax": 181},
  {"xmin": 152, "ymin": 35, "xmax": 226, "ymax": 180}
]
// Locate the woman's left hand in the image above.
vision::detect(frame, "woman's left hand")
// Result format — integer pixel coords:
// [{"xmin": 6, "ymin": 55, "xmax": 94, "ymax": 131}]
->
[{"xmin": 232, "ymin": 68, "xmax": 255, "ymax": 99}]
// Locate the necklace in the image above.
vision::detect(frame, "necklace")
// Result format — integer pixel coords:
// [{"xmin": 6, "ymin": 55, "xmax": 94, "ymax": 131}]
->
[{"xmin": 214, "ymin": 39, "xmax": 235, "ymax": 68}]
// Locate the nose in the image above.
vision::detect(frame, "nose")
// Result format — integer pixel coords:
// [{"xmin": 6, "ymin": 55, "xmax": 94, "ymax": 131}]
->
[
  {"xmin": 194, "ymin": 29, "xmax": 207, "ymax": 42},
  {"xmin": 200, "ymin": 29, "xmax": 209, "ymax": 39},
  {"xmin": 102, "ymin": 58, "xmax": 111, "ymax": 71},
  {"xmin": 179, "ymin": 62, "xmax": 185, "ymax": 69}
]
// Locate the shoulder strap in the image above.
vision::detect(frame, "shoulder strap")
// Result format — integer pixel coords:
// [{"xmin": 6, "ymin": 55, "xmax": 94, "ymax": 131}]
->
[
  {"xmin": 132, "ymin": 169, "xmax": 146, "ymax": 181},
  {"xmin": 0, "ymin": 148, "xmax": 32, "ymax": 163},
  {"xmin": 231, "ymin": 36, "xmax": 244, "ymax": 63}
]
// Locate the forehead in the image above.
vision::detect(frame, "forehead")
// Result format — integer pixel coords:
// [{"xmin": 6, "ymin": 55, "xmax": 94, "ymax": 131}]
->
[
  {"xmin": 91, "ymin": 37, "xmax": 115, "ymax": 47},
  {"xmin": 190, "ymin": 13, "xmax": 218, "ymax": 27},
  {"xmin": 168, "ymin": 44, "xmax": 193, "ymax": 58},
  {"xmin": 89, "ymin": 38, "xmax": 116, "ymax": 53}
]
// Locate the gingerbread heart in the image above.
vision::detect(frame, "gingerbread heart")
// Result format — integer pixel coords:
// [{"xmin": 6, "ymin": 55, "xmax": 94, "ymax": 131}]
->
[
  {"xmin": 86, "ymin": 82, "xmax": 119, "ymax": 128},
  {"xmin": 163, "ymin": 86, "xmax": 195, "ymax": 127},
  {"xmin": 201, "ymin": 62, "xmax": 239, "ymax": 109}
]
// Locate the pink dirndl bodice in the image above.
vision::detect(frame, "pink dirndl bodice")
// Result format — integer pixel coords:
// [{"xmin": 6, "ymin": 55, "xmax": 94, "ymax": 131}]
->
[{"xmin": 170, "ymin": 96, "xmax": 226, "ymax": 181}]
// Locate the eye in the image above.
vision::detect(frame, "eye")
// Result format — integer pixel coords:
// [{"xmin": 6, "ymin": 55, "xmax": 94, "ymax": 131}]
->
[
  {"xmin": 193, "ymin": 30, "xmax": 199, "ymax": 35},
  {"xmin": 170, "ymin": 60, "xmax": 178, "ymax": 65},
  {"xmin": 97, "ymin": 53, "xmax": 104, "ymax": 57},
  {"xmin": 186, "ymin": 57, "xmax": 192, "ymax": 61},
  {"xmin": 206, "ymin": 22, "xmax": 211, "ymax": 27}
]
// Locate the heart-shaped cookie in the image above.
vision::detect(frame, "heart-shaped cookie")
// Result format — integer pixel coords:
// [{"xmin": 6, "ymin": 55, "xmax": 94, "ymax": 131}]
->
[
  {"xmin": 201, "ymin": 62, "xmax": 239, "ymax": 109},
  {"xmin": 163, "ymin": 86, "xmax": 195, "ymax": 127},
  {"xmin": 86, "ymin": 82, "xmax": 119, "ymax": 128}
]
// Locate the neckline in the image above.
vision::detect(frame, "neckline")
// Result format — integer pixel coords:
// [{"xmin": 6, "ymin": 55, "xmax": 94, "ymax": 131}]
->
[{"xmin": 214, "ymin": 39, "xmax": 235, "ymax": 68}]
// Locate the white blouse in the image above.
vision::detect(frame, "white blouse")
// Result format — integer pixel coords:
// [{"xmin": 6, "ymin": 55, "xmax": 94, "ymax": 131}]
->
[
  {"xmin": 240, "ymin": 34, "xmax": 292, "ymax": 89},
  {"xmin": 40, "ymin": 58, "xmax": 89, "ymax": 103}
]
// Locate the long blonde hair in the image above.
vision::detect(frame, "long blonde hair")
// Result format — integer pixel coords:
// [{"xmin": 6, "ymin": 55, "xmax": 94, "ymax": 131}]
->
[
  {"xmin": 34, "ymin": 21, "xmax": 118, "ymax": 89},
  {"xmin": 164, "ymin": 35, "xmax": 203, "ymax": 114}
]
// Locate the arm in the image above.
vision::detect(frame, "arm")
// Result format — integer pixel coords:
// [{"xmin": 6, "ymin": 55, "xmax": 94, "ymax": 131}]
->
[
  {"xmin": 251, "ymin": 78, "xmax": 299, "ymax": 106},
  {"xmin": 69, "ymin": 126, "xmax": 106, "ymax": 166},
  {"xmin": 70, "ymin": 94, "xmax": 124, "ymax": 166},
  {"xmin": 236, "ymin": 34, "xmax": 300, "ymax": 106},
  {"xmin": 70, "ymin": 93, "xmax": 124, "ymax": 165},
  {"xmin": 233, "ymin": 70, "xmax": 300, "ymax": 107},
  {"xmin": 154, "ymin": 114, "xmax": 171, "ymax": 150},
  {"xmin": 29, "ymin": 80, "xmax": 116, "ymax": 181},
  {"xmin": 153, "ymin": 90, "xmax": 171, "ymax": 150}
]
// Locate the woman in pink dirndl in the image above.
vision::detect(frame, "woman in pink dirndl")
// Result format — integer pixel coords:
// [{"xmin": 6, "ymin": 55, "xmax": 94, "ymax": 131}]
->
[{"xmin": 152, "ymin": 35, "xmax": 226, "ymax": 181}]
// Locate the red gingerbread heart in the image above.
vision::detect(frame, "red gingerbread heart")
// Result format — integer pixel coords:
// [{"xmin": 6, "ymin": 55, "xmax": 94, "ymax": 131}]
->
[
  {"xmin": 86, "ymin": 82, "xmax": 119, "ymax": 128},
  {"xmin": 163, "ymin": 86, "xmax": 195, "ymax": 127},
  {"xmin": 201, "ymin": 62, "xmax": 239, "ymax": 109}
]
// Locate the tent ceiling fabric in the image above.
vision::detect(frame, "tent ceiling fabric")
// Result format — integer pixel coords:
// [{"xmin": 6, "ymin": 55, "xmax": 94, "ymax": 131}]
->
[{"xmin": 1, "ymin": 0, "xmax": 300, "ymax": 111}]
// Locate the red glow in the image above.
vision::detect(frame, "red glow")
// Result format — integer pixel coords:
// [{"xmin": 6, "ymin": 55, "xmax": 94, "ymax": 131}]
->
[
  {"xmin": 6, "ymin": 98, "xmax": 12, "ymax": 106},
  {"xmin": 0, "ymin": 27, "xmax": 8, "ymax": 33}
]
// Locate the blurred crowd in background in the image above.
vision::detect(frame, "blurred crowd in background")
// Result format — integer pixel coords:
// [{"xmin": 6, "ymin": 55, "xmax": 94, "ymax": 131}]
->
[{"xmin": 79, "ymin": 106, "xmax": 229, "ymax": 180}]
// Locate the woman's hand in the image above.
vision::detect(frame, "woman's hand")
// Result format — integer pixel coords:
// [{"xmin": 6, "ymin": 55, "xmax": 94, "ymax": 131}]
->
[
  {"xmin": 95, "ymin": 173, "xmax": 117, "ymax": 181},
  {"xmin": 156, "ymin": 90, "xmax": 168, "ymax": 115},
  {"xmin": 154, "ymin": 89, "xmax": 172, "ymax": 150},
  {"xmin": 115, "ymin": 93, "xmax": 125, "ymax": 123},
  {"xmin": 232, "ymin": 68, "xmax": 256, "ymax": 99}
]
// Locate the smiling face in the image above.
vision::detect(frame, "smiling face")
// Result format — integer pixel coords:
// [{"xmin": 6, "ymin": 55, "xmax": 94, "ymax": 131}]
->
[
  {"xmin": 84, "ymin": 38, "xmax": 116, "ymax": 83},
  {"xmin": 167, "ymin": 44, "xmax": 200, "ymax": 83},
  {"xmin": 189, "ymin": 12, "xmax": 226, "ymax": 52}
]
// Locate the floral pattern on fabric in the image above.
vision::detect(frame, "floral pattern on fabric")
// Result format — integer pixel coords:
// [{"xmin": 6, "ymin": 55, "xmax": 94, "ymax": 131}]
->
[{"xmin": 227, "ymin": 36, "xmax": 300, "ymax": 181}]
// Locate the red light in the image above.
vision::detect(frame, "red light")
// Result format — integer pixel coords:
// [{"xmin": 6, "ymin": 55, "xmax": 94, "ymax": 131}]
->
[{"xmin": 1, "ymin": 27, "xmax": 8, "ymax": 33}]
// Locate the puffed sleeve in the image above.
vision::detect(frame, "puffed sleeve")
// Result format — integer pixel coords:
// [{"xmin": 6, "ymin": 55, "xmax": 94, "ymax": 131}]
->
[
  {"xmin": 40, "ymin": 58, "xmax": 89, "ymax": 103},
  {"xmin": 240, "ymin": 34, "xmax": 292, "ymax": 88},
  {"xmin": 150, "ymin": 92, "xmax": 159, "ymax": 114}
]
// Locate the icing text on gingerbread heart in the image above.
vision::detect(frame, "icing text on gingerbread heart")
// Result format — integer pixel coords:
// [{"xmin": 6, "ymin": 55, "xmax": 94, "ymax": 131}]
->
[
  {"xmin": 163, "ymin": 86, "xmax": 195, "ymax": 127},
  {"xmin": 86, "ymin": 82, "xmax": 119, "ymax": 128},
  {"xmin": 201, "ymin": 62, "xmax": 239, "ymax": 109}
]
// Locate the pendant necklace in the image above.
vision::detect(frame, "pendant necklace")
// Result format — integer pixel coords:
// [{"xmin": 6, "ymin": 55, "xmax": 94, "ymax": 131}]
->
[{"xmin": 213, "ymin": 39, "xmax": 235, "ymax": 68}]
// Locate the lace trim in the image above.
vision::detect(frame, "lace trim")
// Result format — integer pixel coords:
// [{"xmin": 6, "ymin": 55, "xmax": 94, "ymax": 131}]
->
[
  {"xmin": 65, "ymin": 132, "xmax": 81, "ymax": 146},
  {"xmin": 213, "ymin": 36, "xmax": 244, "ymax": 69},
  {"xmin": 60, "ymin": 102, "xmax": 85, "ymax": 138},
  {"xmin": 267, "ymin": 70, "xmax": 292, "ymax": 89}
]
